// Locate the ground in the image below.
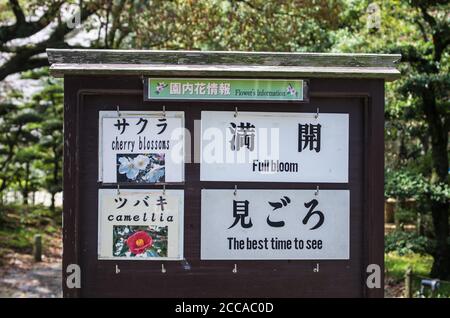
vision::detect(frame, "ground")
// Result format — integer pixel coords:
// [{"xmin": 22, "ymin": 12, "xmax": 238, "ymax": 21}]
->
[{"xmin": 0, "ymin": 236, "xmax": 62, "ymax": 298}]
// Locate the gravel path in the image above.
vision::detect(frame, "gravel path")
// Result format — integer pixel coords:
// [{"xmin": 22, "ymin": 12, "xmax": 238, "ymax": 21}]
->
[
  {"xmin": 0, "ymin": 238, "xmax": 62, "ymax": 298},
  {"xmin": 0, "ymin": 259, "xmax": 62, "ymax": 298}
]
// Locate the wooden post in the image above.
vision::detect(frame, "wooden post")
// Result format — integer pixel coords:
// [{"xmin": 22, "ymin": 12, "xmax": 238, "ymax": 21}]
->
[
  {"xmin": 416, "ymin": 213, "xmax": 423, "ymax": 235},
  {"xmin": 404, "ymin": 267, "xmax": 413, "ymax": 298},
  {"xmin": 33, "ymin": 234, "xmax": 42, "ymax": 262}
]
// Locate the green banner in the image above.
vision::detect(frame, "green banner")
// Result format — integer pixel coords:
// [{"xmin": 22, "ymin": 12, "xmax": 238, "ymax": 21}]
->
[{"xmin": 146, "ymin": 78, "xmax": 304, "ymax": 101}]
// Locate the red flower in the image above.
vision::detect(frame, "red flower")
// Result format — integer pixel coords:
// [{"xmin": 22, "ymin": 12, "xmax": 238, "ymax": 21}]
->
[{"xmin": 126, "ymin": 231, "xmax": 153, "ymax": 255}]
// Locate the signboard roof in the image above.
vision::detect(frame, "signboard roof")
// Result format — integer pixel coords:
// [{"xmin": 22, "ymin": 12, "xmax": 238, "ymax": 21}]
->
[{"xmin": 46, "ymin": 49, "xmax": 401, "ymax": 80}]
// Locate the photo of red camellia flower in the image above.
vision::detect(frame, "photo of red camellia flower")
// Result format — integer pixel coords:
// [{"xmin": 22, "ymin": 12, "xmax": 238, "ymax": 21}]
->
[{"xmin": 126, "ymin": 231, "xmax": 153, "ymax": 254}]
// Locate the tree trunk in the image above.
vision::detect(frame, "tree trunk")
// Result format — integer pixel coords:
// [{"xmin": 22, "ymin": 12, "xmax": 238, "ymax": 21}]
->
[
  {"xmin": 50, "ymin": 192, "xmax": 56, "ymax": 213},
  {"xmin": 22, "ymin": 162, "xmax": 30, "ymax": 205},
  {"xmin": 50, "ymin": 145, "xmax": 60, "ymax": 213},
  {"xmin": 22, "ymin": 190, "xmax": 28, "ymax": 205},
  {"xmin": 423, "ymin": 90, "xmax": 449, "ymax": 279},
  {"xmin": 430, "ymin": 200, "xmax": 450, "ymax": 279}
]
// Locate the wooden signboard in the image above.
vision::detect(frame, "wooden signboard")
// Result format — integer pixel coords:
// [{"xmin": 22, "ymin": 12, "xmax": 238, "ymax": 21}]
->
[{"xmin": 47, "ymin": 49, "xmax": 400, "ymax": 298}]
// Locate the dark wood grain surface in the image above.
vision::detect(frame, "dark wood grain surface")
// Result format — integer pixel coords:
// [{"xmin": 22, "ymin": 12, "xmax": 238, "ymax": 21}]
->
[{"xmin": 63, "ymin": 76, "xmax": 384, "ymax": 298}]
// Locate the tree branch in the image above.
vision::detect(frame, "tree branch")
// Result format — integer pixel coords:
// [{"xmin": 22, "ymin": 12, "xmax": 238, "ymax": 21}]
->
[
  {"xmin": 0, "ymin": 1, "xmax": 64, "ymax": 44},
  {"xmin": 418, "ymin": 5, "xmax": 436, "ymax": 28},
  {"xmin": 415, "ymin": 3, "xmax": 449, "ymax": 62},
  {"xmin": 0, "ymin": 3, "xmax": 99, "ymax": 80},
  {"xmin": 107, "ymin": 0, "xmax": 127, "ymax": 48},
  {"xmin": 414, "ymin": 19, "xmax": 429, "ymax": 42},
  {"xmin": 9, "ymin": 0, "xmax": 25, "ymax": 24}
]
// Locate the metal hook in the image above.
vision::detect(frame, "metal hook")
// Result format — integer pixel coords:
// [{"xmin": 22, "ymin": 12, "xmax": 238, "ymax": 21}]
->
[
  {"xmin": 314, "ymin": 186, "xmax": 319, "ymax": 196},
  {"xmin": 162, "ymin": 105, "xmax": 166, "ymax": 118},
  {"xmin": 162, "ymin": 183, "xmax": 166, "ymax": 196},
  {"xmin": 116, "ymin": 105, "xmax": 121, "ymax": 117},
  {"xmin": 234, "ymin": 185, "xmax": 237, "ymax": 196},
  {"xmin": 161, "ymin": 264, "xmax": 166, "ymax": 274},
  {"xmin": 232, "ymin": 264, "xmax": 238, "ymax": 274},
  {"xmin": 234, "ymin": 106, "xmax": 238, "ymax": 118},
  {"xmin": 115, "ymin": 264, "xmax": 120, "ymax": 274},
  {"xmin": 313, "ymin": 263, "xmax": 320, "ymax": 273},
  {"xmin": 182, "ymin": 259, "xmax": 191, "ymax": 271},
  {"xmin": 117, "ymin": 183, "xmax": 120, "ymax": 196},
  {"xmin": 314, "ymin": 107, "xmax": 320, "ymax": 119}
]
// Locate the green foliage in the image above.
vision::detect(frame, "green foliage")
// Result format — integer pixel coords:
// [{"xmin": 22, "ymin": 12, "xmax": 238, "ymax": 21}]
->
[
  {"xmin": 128, "ymin": 0, "xmax": 345, "ymax": 52},
  {"xmin": 20, "ymin": 68, "xmax": 50, "ymax": 80},
  {"xmin": 385, "ymin": 252, "xmax": 434, "ymax": 281},
  {"xmin": 385, "ymin": 169, "xmax": 450, "ymax": 203},
  {"xmin": 0, "ymin": 77, "xmax": 64, "ymax": 210},
  {"xmin": 33, "ymin": 79, "xmax": 64, "ymax": 210},
  {"xmin": 385, "ymin": 170, "xmax": 428, "ymax": 200},
  {"xmin": 0, "ymin": 203, "xmax": 61, "ymax": 255},
  {"xmin": 0, "ymin": 91, "xmax": 42, "ymax": 201},
  {"xmin": 394, "ymin": 207, "xmax": 417, "ymax": 225},
  {"xmin": 385, "ymin": 231, "xmax": 432, "ymax": 256},
  {"xmin": 385, "ymin": 252, "xmax": 450, "ymax": 297}
]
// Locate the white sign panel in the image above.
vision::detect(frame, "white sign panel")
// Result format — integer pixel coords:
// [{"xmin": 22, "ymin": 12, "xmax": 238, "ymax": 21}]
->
[
  {"xmin": 98, "ymin": 189, "xmax": 184, "ymax": 260},
  {"xmin": 99, "ymin": 111, "xmax": 184, "ymax": 183},
  {"xmin": 200, "ymin": 111, "xmax": 348, "ymax": 183},
  {"xmin": 201, "ymin": 189, "xmax": 349, "ymax": 260}
]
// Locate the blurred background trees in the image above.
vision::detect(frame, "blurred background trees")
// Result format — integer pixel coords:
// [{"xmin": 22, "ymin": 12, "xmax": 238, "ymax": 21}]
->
[
  {"xmin": 0, "ymin": 0, "xmax": 448, "ymax": 280},
  {"xmin": 335, "ymin": 0, "xmax": 449, "ymax": 279}
]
